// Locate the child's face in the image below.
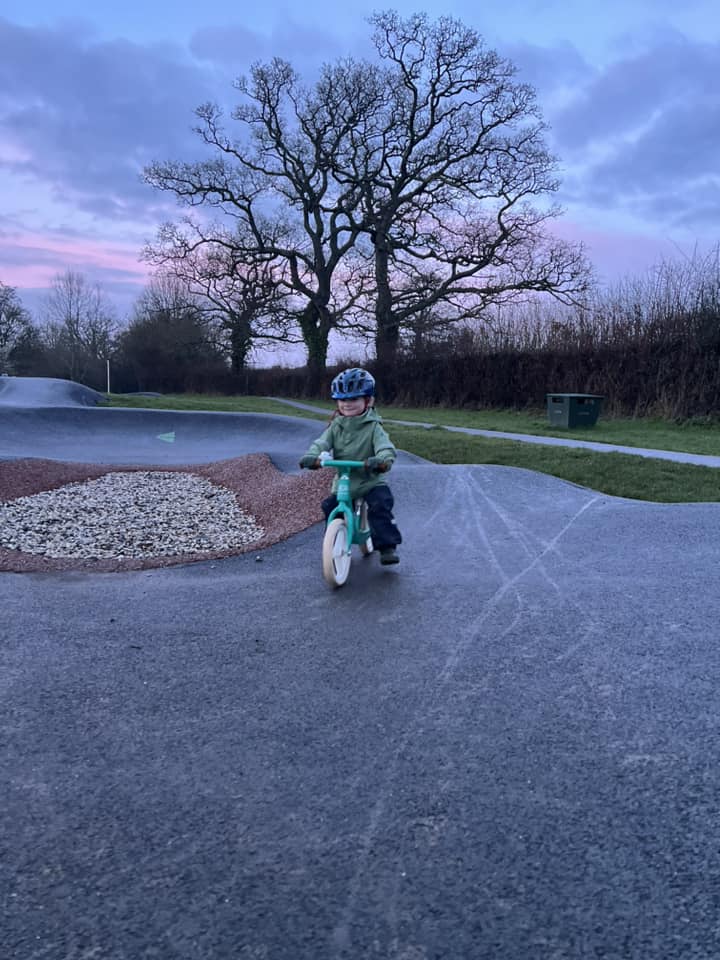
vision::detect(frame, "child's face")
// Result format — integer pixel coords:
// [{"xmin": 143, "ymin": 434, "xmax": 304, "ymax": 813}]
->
[{"xmin": 337, "ymin": 396, "xmax": 366, "ymax": 417}]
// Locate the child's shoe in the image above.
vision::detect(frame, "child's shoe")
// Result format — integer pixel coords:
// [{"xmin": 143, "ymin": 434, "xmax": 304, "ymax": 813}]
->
[{"xmin": 380, "ymin": 547, "xmax": 400, "ymax": 565}]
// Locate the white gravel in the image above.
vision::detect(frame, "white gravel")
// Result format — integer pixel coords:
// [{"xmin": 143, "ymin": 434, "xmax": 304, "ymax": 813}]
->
[{"xmin": 0, "ymin": 471, "xmax": 265, "ymax": 560}]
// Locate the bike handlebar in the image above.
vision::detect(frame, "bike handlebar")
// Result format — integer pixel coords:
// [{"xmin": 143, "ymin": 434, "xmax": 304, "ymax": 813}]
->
[{"xmin": 319, "ymin": 458, "xmax": 365, "ymax": 469}]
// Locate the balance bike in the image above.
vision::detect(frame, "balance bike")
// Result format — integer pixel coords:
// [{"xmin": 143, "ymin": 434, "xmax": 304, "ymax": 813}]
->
[{"xmin": 319, "ymin": 454, "xmax": 373, "ymax": 588}]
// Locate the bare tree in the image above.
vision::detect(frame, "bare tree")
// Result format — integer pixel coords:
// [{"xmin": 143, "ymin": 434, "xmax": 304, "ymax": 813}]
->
[
  {"xmin": 116, "ymin": 276, "xmax": 227, "ymax": 392},
  {"xmin": 41, "ymin": 271, "xmax": 117, "ymax": 384},
  {"xmin": 327, "ymin": 12, "xmax": 591, "ymax": 368},
  {"xmin": 144, "ymin": 11, "xmax": 589, "ymax": 389},
  {"xmin": 146, "ymin": 221, "xmax": 304, "ymax": 373},
  {"xmin": 144, "ymin": 57, "xmax": 381, "ymax": 390},
  {"xmin": 0, "ymin": 282, "xmax": 32, "ymax": 372}
]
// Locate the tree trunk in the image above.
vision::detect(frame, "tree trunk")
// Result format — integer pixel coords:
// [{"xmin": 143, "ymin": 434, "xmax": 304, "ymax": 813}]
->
[
  {"xmin": 299, "ymin": 302, "xmax": 331, "ymax": 396},
  {"xmin": 374, "ymin": 232, "xmax": 400, "ymax": 367},
  {"xmin": 372, "ymin": 234, "xmax": 400, "ymax": 399},
  {"xmin": 229, "ymin": 313, "xmax": 252, "ymax": 374}
]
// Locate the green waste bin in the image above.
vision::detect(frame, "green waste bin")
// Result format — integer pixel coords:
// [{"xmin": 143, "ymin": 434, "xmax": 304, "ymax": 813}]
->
[{"xmin": 546, "ymin": 393, "xmax": 604, "ymax": 428}]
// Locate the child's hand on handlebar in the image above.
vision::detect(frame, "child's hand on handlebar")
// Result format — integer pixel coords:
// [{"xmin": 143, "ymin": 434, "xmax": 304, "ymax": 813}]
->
[
  {"xmin": 365, "ymin": 456, "xmax": 389, "ymax": 473},
  {"xmin": 299, "ymin": 455, "xmax": 321, "ymax": 469}
]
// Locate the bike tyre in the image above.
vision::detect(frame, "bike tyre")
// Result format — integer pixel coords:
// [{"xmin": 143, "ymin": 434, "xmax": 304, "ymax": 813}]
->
[
  {"xmin": 358, "ymin": 501, "xmax": 374, "ymax": 556},
  {"xmin": 322, "ymin": 518, "xmax": 351, "ymax": 588}
]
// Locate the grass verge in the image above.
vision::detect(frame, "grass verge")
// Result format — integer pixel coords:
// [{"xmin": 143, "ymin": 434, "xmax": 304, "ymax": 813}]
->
[{"xmin": 389, "ymin": 425, "xmax": 720, "ymax": 503}]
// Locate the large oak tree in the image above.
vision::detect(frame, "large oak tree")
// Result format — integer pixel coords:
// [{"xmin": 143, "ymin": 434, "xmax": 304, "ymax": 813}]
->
[{"xmin": 145, "ymin": 10, "xmax": 589, "ymax": 388}]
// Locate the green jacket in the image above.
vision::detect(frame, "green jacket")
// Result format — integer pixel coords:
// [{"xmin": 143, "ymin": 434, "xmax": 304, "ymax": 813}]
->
[{"xmin": 304, "ymin": 407, "xmax": 397, "ymax": 499}]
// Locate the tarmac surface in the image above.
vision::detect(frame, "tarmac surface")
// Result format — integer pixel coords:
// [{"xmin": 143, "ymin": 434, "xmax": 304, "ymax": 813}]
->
[{"xmin": 3, "ymin": 376, "xmax": 720, "ymax": 959}]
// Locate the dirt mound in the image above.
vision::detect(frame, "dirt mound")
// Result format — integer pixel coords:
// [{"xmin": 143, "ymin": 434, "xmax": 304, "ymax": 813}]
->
[{"xmin": 0, "ymin": 454, "xmax": 331, "ymax": 573}]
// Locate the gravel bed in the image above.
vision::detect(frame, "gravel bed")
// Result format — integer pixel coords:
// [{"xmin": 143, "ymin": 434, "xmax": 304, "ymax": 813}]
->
[
  {"xmin": 0, "ymin": 471, "xmax": 265, "ymax": 559},
  {"xmin": 0, "ymin": 455, "xmax": 331, "ymax": 573}
]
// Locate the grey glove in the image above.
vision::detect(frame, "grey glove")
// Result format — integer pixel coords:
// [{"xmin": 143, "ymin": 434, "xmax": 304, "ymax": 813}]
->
[
  {"xmin": 365, "ymin": 456, "xmax": 389, "ymax": 474},
  {"xmin": 299, "ymin": 455, "xmax": 321, "ymax": 469}
]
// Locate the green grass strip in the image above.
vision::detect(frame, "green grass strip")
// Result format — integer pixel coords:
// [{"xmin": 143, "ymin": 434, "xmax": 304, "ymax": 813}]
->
[{"xmin": 390, "ymin": 425, "xmax": 720, "ymax": 503}]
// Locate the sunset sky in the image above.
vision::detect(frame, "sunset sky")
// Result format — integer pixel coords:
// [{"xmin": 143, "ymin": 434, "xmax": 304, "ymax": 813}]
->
[{"xmin": 1, "ymin": 0, "xmax": 718, "ymax": 327}]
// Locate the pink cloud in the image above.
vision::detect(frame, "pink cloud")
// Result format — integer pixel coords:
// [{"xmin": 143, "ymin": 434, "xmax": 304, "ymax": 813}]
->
[
  {"xmin": 1, "ymin": 218, "xmax": 701, "ymax": 314},
  {"xmin": 552, "ymin": 219, "xmax": 694, "ymax": 284},
  {"xmin": 0, "ymin": 228, "xmax": 151, "ymax": 290}
]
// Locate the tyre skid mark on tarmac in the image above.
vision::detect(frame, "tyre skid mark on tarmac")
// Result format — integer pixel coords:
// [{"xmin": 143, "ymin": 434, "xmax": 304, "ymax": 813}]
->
[
  {"xmin": 331, "ymin": 469, "xmax": 600, "ymax": 956},
  {"xmin": 436, "ymin": 472, "xmax": 599, "ymax": 684},
  {"xmin": 468, "ymin": 474, "xmax": 617, "ymax": 667},
  {"xmin": 466, "ymin": 469, "xmax": 577, "ymax": 625}
]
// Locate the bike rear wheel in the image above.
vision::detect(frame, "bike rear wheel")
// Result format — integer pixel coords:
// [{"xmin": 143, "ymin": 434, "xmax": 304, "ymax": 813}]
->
[
  {"xmin": 322, "ymin": 517, "xmax": 351, "ymax": 587},
  {"xmin": 358, "ymin": 501, "xmax": 374, "ymax": 556}
]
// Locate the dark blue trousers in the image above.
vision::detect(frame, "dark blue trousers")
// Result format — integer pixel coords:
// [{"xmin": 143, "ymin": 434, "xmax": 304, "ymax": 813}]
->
[{"xmin": 322, "ymin": 483, "xmax": 402, "ymax": 551}]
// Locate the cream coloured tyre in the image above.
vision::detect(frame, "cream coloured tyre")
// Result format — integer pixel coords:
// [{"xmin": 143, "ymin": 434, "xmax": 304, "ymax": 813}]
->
[
  {"xmin": 322, "ymin": 518, "xmax": 351, "ymax": 587},
  {"xmin": 358, "ymin": 501, "xmax": 374, "ymax": 556}
]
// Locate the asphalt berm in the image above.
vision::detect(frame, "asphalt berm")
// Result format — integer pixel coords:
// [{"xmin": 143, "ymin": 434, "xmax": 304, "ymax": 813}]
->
[{"xmin": 2, "ymin": 376, "xmax": 719, "ymax": 959}]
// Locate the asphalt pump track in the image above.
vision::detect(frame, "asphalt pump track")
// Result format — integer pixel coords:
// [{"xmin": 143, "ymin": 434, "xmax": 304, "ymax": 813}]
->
[{"xmin": 2, "ymin": 377, "xmax": 720, "ymax": 959}]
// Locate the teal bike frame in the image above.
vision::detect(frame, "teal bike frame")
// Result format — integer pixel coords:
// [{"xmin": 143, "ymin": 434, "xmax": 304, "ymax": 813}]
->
[{"xmin": 320, "ymin": 457, "xmax": 372, "ymax": 552}]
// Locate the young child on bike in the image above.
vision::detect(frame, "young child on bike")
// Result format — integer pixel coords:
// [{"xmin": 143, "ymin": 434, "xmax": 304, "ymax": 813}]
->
[{"xmin": 299, "ymin": 367, "xmax": 402, "ymax": 565}]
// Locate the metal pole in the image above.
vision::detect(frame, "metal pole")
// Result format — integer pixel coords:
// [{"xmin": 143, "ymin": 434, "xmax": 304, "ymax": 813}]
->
[{"xmin": 106, "ymin": 358, "xmax": 110, "ymax": 394}]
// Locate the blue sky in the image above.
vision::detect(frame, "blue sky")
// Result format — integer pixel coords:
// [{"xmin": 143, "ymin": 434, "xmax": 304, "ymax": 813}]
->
[{"xmin": 1, "ymin": 0, "xmax": 718, "ymax": 324}]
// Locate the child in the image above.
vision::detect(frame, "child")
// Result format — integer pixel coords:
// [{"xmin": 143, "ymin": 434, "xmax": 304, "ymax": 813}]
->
[{"xmin": 299, "ymin": 367, "xmax": 402, "ymax": 565}]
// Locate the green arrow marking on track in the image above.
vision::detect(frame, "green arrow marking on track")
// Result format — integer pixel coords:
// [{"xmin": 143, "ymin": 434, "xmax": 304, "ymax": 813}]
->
[{"xmin": 156, "ymin": 431, "xmax": 176, "ymax": 443}]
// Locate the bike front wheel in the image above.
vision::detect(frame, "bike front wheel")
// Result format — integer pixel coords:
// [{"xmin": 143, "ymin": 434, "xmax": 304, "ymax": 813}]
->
[{"xmin": 322, "ymin": 517, "xmax": 351, "ymax": 587}]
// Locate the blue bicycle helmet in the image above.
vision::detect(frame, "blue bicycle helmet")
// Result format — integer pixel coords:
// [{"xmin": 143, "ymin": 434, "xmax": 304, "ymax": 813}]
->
[{"xmin": 330, "ymin": 367, "xmax": 375, "ymax": 400}]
